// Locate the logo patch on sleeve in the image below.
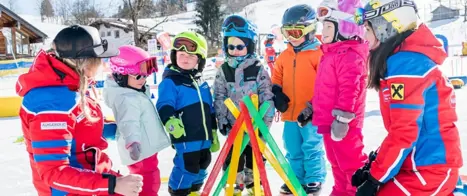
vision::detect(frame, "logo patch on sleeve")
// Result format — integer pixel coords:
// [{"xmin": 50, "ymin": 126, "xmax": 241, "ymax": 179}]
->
[
  {"xmin": 41, "ymin": 122, "xmax": 67, "ymax": 130},
  {"xmin": 390, "ymin": 83, "xmax": 404, "ymax": 100}
]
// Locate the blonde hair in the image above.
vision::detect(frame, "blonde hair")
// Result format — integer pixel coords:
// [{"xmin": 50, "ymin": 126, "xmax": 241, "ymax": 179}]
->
[{"xmin": 61, "ymin": 57, "xmax": 102, "ymax": 122}]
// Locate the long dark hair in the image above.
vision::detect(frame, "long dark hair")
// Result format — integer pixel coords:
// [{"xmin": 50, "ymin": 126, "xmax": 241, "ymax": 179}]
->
[{"xmin": 367, "ymin": 23, "xmax": 415, "ymax": 90}]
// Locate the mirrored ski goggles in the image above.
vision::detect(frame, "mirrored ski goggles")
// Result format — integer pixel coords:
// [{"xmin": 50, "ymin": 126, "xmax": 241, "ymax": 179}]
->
[
  {"xmin": 281, "ymin": 24, "xmax": 316, "ymax": 40},
  {"xmin": 317, "ymin": 6, "xmax": 355, "ymax": 22},
  {"xmin": 222, "ymin": 15, "xmax": 251, "ymax": 32},
  {"xmin": 173, "ymin": 37, "xmax": 199, "ymax": 54},
  {"xmin": 354, "ymin": 0, "xmax": 417, "ymax": 25},
  {"xmin": 110, "ymin": 57, "xmax": 157, "ymax": 76}
]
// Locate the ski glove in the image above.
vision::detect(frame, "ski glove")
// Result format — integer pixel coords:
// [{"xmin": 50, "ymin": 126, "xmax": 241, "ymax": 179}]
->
[
  {"xmin": 356, "ymin": 174, "xmax": 381, "ymax": 196},
  {"xmin": 127, "ymin": 142, "xmax": 141, "ymax": 161},
  {"xmin": 297, "ymin": 102, "xmax": 313, "ymax": 127},
  {"xmin": 352, "ymin": 151, "xmax": 378, "ymax": 187},
  {"xmin": 272, "ymin": 85, "xmax": 290, "ymax": 113},
  {"xmin": 210, "ymin": 130, "xmax": 220, "ymax": 152},
  {"xmin": 220, "ymin": 124, "xmax": 232, "ymax": 136},
  {"xmin": 165, "ymin": 117, "xmax": 186, "ymax": 139},
  {"xmin": 331, "ymin": 109, "xmax": 355, "ymax": 141}
]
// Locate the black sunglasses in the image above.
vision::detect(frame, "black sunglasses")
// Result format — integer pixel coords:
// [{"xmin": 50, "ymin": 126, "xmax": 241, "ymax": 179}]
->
[{"xmin": 227, "ymin": 44, "xmax": 247, "ymax": 51}]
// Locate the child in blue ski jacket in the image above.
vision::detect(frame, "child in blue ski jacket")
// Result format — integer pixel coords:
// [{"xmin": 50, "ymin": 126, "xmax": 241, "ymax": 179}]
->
[{"xmin": 156, "ymin": 31, "xmax": 220, "ymax": 196}]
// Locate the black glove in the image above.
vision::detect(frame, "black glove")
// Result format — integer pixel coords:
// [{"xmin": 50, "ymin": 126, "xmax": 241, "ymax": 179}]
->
[
  {"xmin": 352, "ymin": 169, "xmax": 369, "ymax": 187},
  {"xmin": 297, "ymin": 102, "xmax": 313, "ymax": 127},
  {"xmin": 352, "ymin": 151, "xmax": 378, "ymax": 187},
  {"xmin": 356, "ymin": 174, "xmax": 381, "ymax": 196},
  {"xmin": 272, "ymin": 85, "xmax": 290, "ymax": 113},
  {"xmin": 220, "ymin": 124, "xmax": 232, "ymax": 136}
]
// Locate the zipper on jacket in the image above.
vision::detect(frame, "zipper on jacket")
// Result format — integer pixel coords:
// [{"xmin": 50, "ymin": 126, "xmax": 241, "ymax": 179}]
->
[
  {"xmin": 191, "ymin": 76, "xmax": 209, "ymax": 140},
  {"xmin": 291, "ymin": 55, "xmax": 297, "ymax": 120}
]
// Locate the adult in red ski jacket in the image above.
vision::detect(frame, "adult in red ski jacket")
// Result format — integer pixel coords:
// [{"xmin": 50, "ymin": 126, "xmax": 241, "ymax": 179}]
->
[
  {"xmin": 352, "ymin": 1, "xmax": 462, "ymax": 195},
  {"xmin": 16, "ymin": 25, "xmax": 143, "ymax": 196},
  {"xmin": 264, "ymin": 34, "xmax": 276, "ymax": 73}
]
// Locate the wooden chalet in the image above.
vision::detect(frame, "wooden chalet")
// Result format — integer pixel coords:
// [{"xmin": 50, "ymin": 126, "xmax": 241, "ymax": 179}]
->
[{"xmin": 0, "ymin": 3, "xmax": 47, "ymax": 59}]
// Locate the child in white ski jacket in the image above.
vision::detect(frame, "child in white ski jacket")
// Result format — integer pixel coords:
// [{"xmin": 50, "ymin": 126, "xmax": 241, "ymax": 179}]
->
[{"xmin": 103, "ymin": 45, "xmax": 171, "ymax": 196}]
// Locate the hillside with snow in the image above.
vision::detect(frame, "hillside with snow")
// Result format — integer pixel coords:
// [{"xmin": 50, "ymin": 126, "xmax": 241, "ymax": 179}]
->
[{"xmin": 15, "ymin": 0, "xmax": 466, "ymax": 54}]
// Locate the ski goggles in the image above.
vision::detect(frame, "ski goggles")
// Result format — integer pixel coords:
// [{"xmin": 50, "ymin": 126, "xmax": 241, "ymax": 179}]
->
[
  {"xmin": 281, "ymin": 23, "xmax": 316, "ymax": 40},
  {"xmin": 173, "ymin": 37, "xmax": 203, "ymax": 56},
  {"xmin": 110, "ymin": 57, "xmax": 158, "ymax": 76},
  {"xmin": 354, "ymin": 0, "xmax": 417, "ymax": 26},
  {"xmin": 222, "ymin": 15, "xmax": 256, "ymax": 32},
  {"xmin": 317, "ymin": 6, "xmax": 355, "ymax": 22}
]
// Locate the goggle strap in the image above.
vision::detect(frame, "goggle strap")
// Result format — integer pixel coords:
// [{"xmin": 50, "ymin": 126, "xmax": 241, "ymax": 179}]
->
[{"xmin": 365, "ymin": 0, "xmax": 416, "ymax": 21}]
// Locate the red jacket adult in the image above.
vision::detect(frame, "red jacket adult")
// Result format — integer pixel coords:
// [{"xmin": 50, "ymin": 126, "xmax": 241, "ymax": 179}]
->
[
  {"xmin": 16, "ymin": 50, "xmax": 120, "ymax": 196},
  {"xmin": 370, "ymin": 24, "xmax": 462, "ymax": 191}
]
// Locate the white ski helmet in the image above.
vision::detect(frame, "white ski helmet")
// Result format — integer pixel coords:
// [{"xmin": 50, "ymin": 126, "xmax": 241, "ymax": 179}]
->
[
  {"xmin": 317, "ymin": 0, "xmax": 363, "ymax": 40},
  {"xmin": 359, "ymin": 0, "xmax": 419, "ymax": 43}
]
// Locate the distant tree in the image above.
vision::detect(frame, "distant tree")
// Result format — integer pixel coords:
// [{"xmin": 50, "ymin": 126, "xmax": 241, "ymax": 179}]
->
[
  {"xmin": 7, "ymin": 0, "xmax": 16, "ymax": 11},
  {"xmin": 194, "ymin": 0, "xmax": 223, "ymax": 52},
  {"xmin": 40, "ymin": 0, "xmax": 55, "ymax": 22},
  {"xmin": 115, "ymin": 0, "xmax": 157, "ymax": 19},
  {"xmin": 463, "ymin": 0, "xmax": 467, "ymax": 22},
  {"xmin": 70, "ymin": 0, "xmax": 104, "ymax": 25}
]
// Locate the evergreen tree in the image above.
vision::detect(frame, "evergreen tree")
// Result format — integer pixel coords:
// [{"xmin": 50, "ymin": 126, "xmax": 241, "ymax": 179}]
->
[
  {"xmin": 194, "ymin": 0, "xmax": 223, "ymax": 52},
  {"xmin": 40, "ymin": 0, "xmax": 54, "ymax": 21}
]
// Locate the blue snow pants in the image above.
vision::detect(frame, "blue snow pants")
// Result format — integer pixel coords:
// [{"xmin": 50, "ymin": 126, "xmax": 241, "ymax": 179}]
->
[
  {"xmin": 169, "ymin": 140, "xmax": 212, "ymax": 192},
  {"xmin": 283, "ymin": 121, "xmax": 326, "ymax": 184}
]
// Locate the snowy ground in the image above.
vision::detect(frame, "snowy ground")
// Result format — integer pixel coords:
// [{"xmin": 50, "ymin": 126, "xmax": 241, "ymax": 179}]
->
[{"xmin": 1, "ymin": 87, "xmax": 467, "ymax": 196}]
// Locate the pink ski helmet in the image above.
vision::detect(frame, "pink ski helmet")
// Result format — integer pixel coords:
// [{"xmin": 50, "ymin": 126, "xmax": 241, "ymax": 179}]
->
[{"xmin": 109, "ymin": 45, "xmax": 157, "ymax": 76}]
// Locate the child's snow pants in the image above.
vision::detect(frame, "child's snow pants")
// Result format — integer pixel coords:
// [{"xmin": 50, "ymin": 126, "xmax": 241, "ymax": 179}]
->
[
  {"xmin": 283, "ymin": 122, "xmax": 326, "ymax": 185},
  {"xmin": 169, "ymin": 140, "xmax": 212, "ymax": 195},
  {"xmin": 127, "ymin": 153, "xmax": 161, "ymax": 196},
  {"xmin": 322, "ymin": 128, "xmax": 367, "ymax": 196},
  {"xmin": 377, "ymin": 168, "xmax": 459, "ymax": 196}
]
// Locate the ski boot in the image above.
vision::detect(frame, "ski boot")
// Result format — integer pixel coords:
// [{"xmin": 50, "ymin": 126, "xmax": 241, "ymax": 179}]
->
[
  {"xmin": 279, "ymin": 183, "xmax": 296, "ymax": 195},
  {"xmin": 246, "ymin": 183, "xmax": 264, "ymax": 196},
  {"xmin": 188, "ymin": 191, "xmax": 200, "ymax": 196},
  {"xmin": 224, "ymin": 172, "xmax": 245, "ymax": 196},
  {"xmin": 188, "ymin": 184, "xmax": 203, "ymax": 196},
  {"xmin": 244, "ymin": 168, "xmax": 264, "ymax": 196},
  {"xmin": 305, "ymin": 182, "xmax": 322, "ymax": 196}
]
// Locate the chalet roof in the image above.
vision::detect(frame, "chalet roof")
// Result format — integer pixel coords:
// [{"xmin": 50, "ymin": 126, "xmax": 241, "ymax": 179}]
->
[
  {"xmin": 0, "ymin": 3, "xmax": 47, "ymax": 43},
  {"xmin": 431, "ymin": 4, "xmax": 461, "ymax": 13},
  {"xmin": 89, "ymin": 19, "xmax": 162, "ymax": 35}
]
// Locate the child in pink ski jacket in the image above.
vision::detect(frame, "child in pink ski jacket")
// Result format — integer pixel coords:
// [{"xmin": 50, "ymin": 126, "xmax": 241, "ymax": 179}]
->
[{"xmin": 297, "ymin": 0, "xmax": 368, "ymax": 195}]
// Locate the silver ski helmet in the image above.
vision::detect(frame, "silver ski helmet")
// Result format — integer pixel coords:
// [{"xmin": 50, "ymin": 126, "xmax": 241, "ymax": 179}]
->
[{"xmin": 356, "ymin": 0, "xmax": 419, "ymax": 43}]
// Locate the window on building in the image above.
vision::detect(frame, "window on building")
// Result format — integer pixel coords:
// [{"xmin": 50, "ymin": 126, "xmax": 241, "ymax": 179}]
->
[
  {"xmin": 101, "ymin": 31, "xmax": 105, "ymax": 37},
  {"xmin": 115, "ymin": 30, "xmax": 120, "ymax": 38},
  {"xmin": 107, "ymin": 31, "xmax": 111, "ymax": 36},
  {"xmin": 15, "ymin": 31, "xmax": 29, "ymax": 55}
]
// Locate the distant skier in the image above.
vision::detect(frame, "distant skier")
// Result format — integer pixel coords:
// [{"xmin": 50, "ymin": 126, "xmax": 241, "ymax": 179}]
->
[{"xmin": 264, "ymin": 33, "xmax": 276, "ymax": 75}]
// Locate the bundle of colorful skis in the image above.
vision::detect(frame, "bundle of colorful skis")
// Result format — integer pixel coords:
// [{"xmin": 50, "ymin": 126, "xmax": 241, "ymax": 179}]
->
[{"xmin": 201, "ymin": 94, "xmax": 308, "ymax": 196}]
